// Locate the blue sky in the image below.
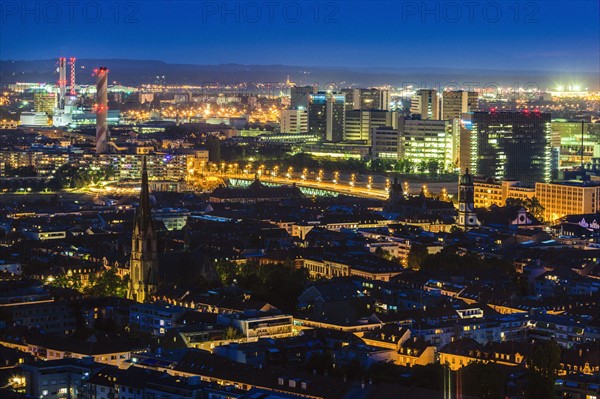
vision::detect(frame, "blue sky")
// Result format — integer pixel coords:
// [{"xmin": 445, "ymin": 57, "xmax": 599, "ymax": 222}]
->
[{"xmin": 1, "ymin": 0, "xmax": 598, "ymax": 72}]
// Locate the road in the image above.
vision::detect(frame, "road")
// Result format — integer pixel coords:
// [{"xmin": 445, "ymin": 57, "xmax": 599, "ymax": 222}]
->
[{"xmin": 212, "ymin": 172, "xmax": 458, "ymax": 200}]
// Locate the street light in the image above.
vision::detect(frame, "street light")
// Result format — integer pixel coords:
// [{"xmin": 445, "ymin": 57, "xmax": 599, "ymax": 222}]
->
[
  {"xmin": 333, "ymin": 171, "xmax": 339, "ymax": 184},
  {"xmin": 367, "ymin": 176, "xmax": 373, "ymax": 190},
  {"xmin": 301, "ymin": 168, "xmax": 308, "ymax": 180},
  {"xmin": 317, "ymin": 169, "xmax": 323, "ymax": 182},
  {"xmin": 350, "ymin": 173, "xmax": 356, "ymax": 187}
]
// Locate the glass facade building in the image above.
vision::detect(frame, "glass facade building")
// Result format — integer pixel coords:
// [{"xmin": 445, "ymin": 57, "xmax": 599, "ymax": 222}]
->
[{"xmin": 463, "ymin": 111, "xmax": 552, "ymax": 187}]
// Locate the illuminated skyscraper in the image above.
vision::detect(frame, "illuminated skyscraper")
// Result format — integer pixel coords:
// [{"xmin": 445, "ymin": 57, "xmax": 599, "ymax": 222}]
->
[
  {"xmin": 462, "ymin": 111, "xmax": 552, "ymax": 187},
  {"xmin": 325, "ymin": 92, "xmax": 346, "ymax": 142},
  {"xmin": 309, "ymin": 91, "xmax": 346, "ymax": 141}
]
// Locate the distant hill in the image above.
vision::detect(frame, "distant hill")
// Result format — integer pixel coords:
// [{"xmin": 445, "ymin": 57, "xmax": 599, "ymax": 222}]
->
[{"xmin": 1, "ymin": 59, "xmax": 598, "ymax": 90}]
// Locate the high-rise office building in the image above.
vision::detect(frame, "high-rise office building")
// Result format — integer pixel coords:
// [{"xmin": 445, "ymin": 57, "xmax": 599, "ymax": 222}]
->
[
  {"xmin": 344, "ymin": 110, "xmax": 398, "ymax": 142},
  {"xmin": 290, "ymin": 86, "xmax": 314, "ymax": 109},
  {"xmin": 326, "ymin": 92, "xmax": 346, "ymax": 142},
  {"xmin": 462, "ymin": 111, "xmax": 552, "ymax": 187},
  {"xmin": 308, "ymin": 92, "xmax": 327, "ymax": 138},
  {"xmin": 309, "ymin": 91, "xmax": 346, "ymax": 142},
  {"xmin": 410, "ymin": 89, "xmax": 440, "ymax": 120},
  {"xmin": 371, "ymin": 126, "xmax": 402, "ymax": 159},
  {"xmin": 343, "ymin": 88, "xmax": 390, "ymax": 111},
  {"xmin": 280, "ymin": 108, "xmax": 308, "ymax": 134},
  {"xmin": 401, "ymin": 119, "xmax": 454, "ymax": 171},
  {"xmin": 442, "ymin": 90, "xmax": 478, "ymax": 120}
]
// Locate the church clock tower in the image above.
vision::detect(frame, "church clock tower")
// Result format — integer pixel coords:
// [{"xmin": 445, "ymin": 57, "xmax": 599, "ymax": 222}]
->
[
  {"xmin": 127, "ymin": 157, "xmax": 159, "ymax": 303},
  {"xmin": 457, "ymin": 168, "xmax": 480, "ymax": 228}
]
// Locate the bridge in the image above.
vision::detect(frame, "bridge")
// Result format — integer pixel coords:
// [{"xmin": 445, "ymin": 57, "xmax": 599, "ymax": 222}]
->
[{"xmin": 219, "ymin": 173, "xmax": 390, "ymax": 200}]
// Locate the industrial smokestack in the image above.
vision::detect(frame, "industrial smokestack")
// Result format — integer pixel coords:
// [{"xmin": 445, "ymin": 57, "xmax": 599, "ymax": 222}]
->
[
  {"xmin": 58, "ymin": 57, "xmax": 67, "ymax": 108},
  {"xmin": 95, "ymin": 67, "xmax": 109, "ymax": 154},
  {"xmin": 69, "ymin": 57, "xmax": 76, "ymax": 96}
]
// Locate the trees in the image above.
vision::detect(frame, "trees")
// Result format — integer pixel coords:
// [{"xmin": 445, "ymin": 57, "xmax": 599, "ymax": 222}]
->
[
  {"xmin": 460, "ymin": 362, "xmax": 506, "ymax": 399},
  {"xmin": 235, "ymin": 261, "xmax": 308, "ymax": 313},
  {"xmin": 526, "ymin": 339, "xmax": 561, "ymax": 399},
  {"xmin": 205, "ymin": 135, "xmax": 221, "ymax": 163},
  {"xmin": 427, "ymin": 160, "xmax": 440, "ymax": 178},
  {"xmin": 505, "ymin": 197, "xmax": 545, "ymax": 222},
  {"xmin": 215, "ymin": 260, "xmax": 238, "ymax": 286},
  {"xmin": 407, "ymin": 244, "xmax": 428, "ymax": 270},
  {"xmin": 87, "ymin": 268, "xmax": 128, "ymax": 298}
]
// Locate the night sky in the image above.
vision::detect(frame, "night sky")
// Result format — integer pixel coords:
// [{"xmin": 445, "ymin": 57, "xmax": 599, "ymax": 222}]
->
[{"xmin": 1, "ymin": 0, "xmax": 598, "ymax": 72}]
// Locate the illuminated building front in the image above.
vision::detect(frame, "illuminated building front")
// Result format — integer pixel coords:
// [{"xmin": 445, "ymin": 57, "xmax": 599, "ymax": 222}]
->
[{"xmin": 463, "ymin": 111, "xmax": 552, "ymax": 187}]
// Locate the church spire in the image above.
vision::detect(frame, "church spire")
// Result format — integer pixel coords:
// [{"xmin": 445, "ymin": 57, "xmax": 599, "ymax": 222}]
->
[
  {"xmin": 127, "ymin": 156, "xmax": 159, "ymax": 303},
  {"xmin": 135, "ymin": 156, "xmax": 152, "ymax": 233}
]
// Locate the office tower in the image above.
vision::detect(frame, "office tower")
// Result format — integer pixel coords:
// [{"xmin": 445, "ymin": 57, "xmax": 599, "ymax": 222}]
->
[
  {"xmin": 95, "ymin": 67, "xmax": 109, "ymax": 154},
  {"xmin": 308, "ymin": 92, "xmax": 327, "ymax": 138},
  {"xmin": 442, "ymin": 90, "xmax": 478, "ymax": 120},
  {"xmin": 33, "ymin": 92, "xmax": 57, "ymax": 115},
  {"xmin": 127, "ymin": 157, "xmax": 159, "ymax": 303},
  {"xmin": 280, "ymin": 108, "xmax": 308, "ymax": 134},
  {"xmin": 410, "ymin": 89, "xmax": 440, "ymax": 120},
  {"xmin": 309, "ymin": 91, "xmax": 346, "ymax": 141},
  {"xmin": 290, "ymin": 86, "xmax": 314, "ymax": 109},
  {"xmin": 371, "ymin": 126, "xmax": 402, "ymax": 159},
  {"xmin": 401, "ymin": 119, "xmax": 454, "ymax": 171},
  {"xmin": 463, "ymin": 111, "xmax": 552, "ymax": 187},
  {"xmin": 345, "ymin": 110, "xmax": 398, "ymax": 142},
  {"xmin": 326, "ymin": 92, "xmax": 346, "ymax": 142},
  {"xmin": 344, "ymin": 88, "xmax": 391, "ymax": 111}
]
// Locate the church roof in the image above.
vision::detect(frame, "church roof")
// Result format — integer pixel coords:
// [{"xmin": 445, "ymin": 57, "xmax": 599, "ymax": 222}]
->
[{"xmin": 134, "ymin": 156, "xmax": 154, "ymax": 233}]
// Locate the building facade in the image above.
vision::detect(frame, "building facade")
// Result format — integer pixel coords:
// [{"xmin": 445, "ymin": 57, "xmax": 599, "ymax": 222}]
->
[
  {"xmin": 344, "ymin": 110, "xmax": 398, "ymax": 142},
  {"xmin": 410, "ymin": 89, "xmax": 440, "ymax": 120},
  {"xmin": 401, "ymin": 119, "xmax": 454, "ymax": 171},
  {"xmin": 441, "ymin": 90, "xmax": 478, "ymax": 120},
  {"xmin": 463, "ymin": 111, "xmax": 552, "ymax": 187},
  {"xmin": 280, "ymin": 108, "xmax": 308, "ymax": 134}
]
